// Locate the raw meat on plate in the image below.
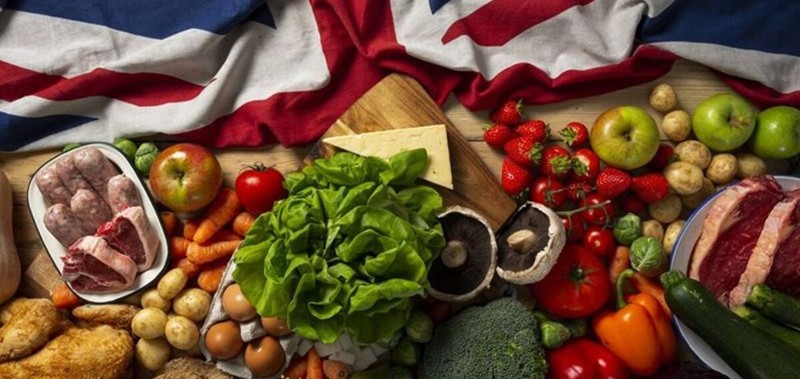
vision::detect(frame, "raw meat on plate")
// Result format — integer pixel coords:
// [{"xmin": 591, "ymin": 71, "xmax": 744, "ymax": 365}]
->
[
  {"xmin": 62, "ymin": 236, "xmax": 138, "ymax": 292},
  {"xmin": 95, "ymin": 206, "xmax": 159, "ymax": 272},
  {"xmin": 765, "ymin": 190, "xmax": 800, "ymax": 298}
]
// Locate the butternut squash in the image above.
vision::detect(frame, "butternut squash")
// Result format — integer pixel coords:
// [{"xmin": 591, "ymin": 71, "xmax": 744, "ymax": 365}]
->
[{"xmin": 0, "ymin": 170, "xmax": 20, "ymax": 304}]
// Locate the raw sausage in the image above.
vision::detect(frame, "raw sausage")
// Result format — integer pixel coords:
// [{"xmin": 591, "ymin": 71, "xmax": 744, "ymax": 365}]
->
[
  {"xmin": 70, "ymin": 189, "xmax": 112, "ymax": 234},
  {"xmin": 34, "ymin": 166, "xmax": 72, "ymax": 206},
  {"xmin": 44, "ymin": 204, "xmax": 85, "ymax": 247},
  {"xmin": 54, "ymin": 154, "xmax": 94, "ymax": 195},
  {"xmin": 74, "ymin": 148, "xmax": 119, "ymax": 205},
  {"xmin": 107, "ymin": 174, "xmax": 141, "ymax": 213}
]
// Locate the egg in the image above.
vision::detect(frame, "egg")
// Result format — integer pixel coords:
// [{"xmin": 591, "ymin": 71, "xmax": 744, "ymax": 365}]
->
[
  {"xmin": 204, "ymin": 321, "xmax": 244, "ymax": 360},
  {"xmin": 245, "ymin": 336, "xmax": 285, "ymax": 376},
  {"xmin": 260, "ymin": 317, "xmax": 291, "ymax": 337},
  {"xmin": 222, "ymin": 284, "xmax": 257, "ymax": 322}
]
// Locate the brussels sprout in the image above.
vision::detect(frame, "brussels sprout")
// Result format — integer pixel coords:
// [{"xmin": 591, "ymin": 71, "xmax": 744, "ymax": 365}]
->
[
  {"xmin": 629, "ymin": 236, "xmax": 667, "ymax": 278},
  {"xmin": 135, "ymin": 142, "xmax": 159, "ymax": 175},
  {"xmin": 404, "ymin": 309, "xmax": 433, "ymax": 343},
  {"xmin": 114, "ymin": 138, "xmax": 137, "ymax": 160},
  {"xmin": 613, "ymin": 213, "xmax": 642, "ymax": 246},
  {"xmin": 387, "ymin": 366, "xmax": 414, "ymax": 379},
  {"xmin": 63, "ymin": 143, "xmax": 81, "ymax": 152},
  {"xmin": 391, "ymin": 336, "xmax": 420, "ymax": 367},
  {"xmin": 540, "ymin": 320, "xmax": 571, "ymax": 349}
]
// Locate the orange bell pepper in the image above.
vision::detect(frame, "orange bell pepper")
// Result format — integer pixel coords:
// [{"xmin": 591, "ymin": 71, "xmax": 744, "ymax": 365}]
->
[{"xmin": 592, "ymin": 269, "xmax": 674, "ymax": 376}]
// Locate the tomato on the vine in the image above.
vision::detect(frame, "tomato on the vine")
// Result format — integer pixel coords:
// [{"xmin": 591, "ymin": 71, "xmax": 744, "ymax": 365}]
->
[
  {"xmin": 582, "ymin": 225, "xmax": 615, "ymax": 257},
  {"xmin": 530, "ymin": 177, "xmax": 566, "ymax": 208},
  {"xmin": 530, "ymin": 245, "xmax": 610, "ymax": 318},
  {"xmin": 235, "ymin": 163, "xmax": 288, "ymax": 215},
  {"xmin": 580, "ymin": 193, "xmax": 614, "ymax": 225},
  {"xmin": 561, "ymin": 213, "xmax": 586, "ymax": 242}
]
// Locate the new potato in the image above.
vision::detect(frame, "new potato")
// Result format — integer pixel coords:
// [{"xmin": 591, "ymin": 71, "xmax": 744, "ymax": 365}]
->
[
  {"xmin": 136, "ymin": 337, "xmax": 171, "ymax": 372},
  {"xmin": 662, "ymin": 110, "xmax": 692, "ymax": 142},
  {"xmin": 706, "ymin": 154, "xmax": 738, "ymax": 184},
  {"xmin": 140, "ymin": 289, "xmax": 171, "ymax": 312},
  {"xmin": 736, "ymin": 152, "xmax": 767, "ymax": 179},
  {"xmin": 680, "ymin": 178, "xmax": 716, "ymax": 210},
  {"xmin": 158, "ymin": 268, "xmax": 188, "ymax": 300},
  {"xmin": 641, "ymin": 220, "xmax": 664, "ymax": 243},
  {"xmin": 663, "ymin": 220, "xmax": 686, "ymax": 254},
  {"xmin": 650, "ymin": 83, "xmax": 678, "ymax": 112},
  {"xmin": 165, "ymin": 315, "xmax": 200, "ymax": 350},
  {"xmin": 173, "ymin": 288, "xmax": 212, "ymax": 322},
  {"xmin": 648, "ymin": 194, "xmax": 682, "ymax": 224},
  {"xmin": 132, "ymin": 307, "xmax": 168, "ymax": 339},
  {"xmin": 675, "ymin": 140, "xmax": 711, "ymax": 169},
  {"xmin": 664, "ymin": 162, "xmax": 704, "ymax": 195}
]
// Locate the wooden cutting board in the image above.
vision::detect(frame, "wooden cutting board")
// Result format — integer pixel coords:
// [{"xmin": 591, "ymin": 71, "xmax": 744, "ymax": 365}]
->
[{"xmin": 307, "ymin": 73, "xmax": 517, "ymax": 230}]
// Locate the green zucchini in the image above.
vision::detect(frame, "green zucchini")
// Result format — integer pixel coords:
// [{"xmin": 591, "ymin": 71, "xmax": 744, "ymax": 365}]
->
[
  {"xmin": 746, "ymin": 284, "xmax": 800, "ymax": 329},
  {"xmin": 732, "ymin": 305, "xmax": 800, "ymax": 355},
  {"xmin": 660, "ymin": 271, "xmax": 800, "ymax": 379}
]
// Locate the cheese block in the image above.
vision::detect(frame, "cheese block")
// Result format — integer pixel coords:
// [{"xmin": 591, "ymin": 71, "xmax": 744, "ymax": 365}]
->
[{"xmin": 323, "ymin": 124, "xmax": 453, "ymax": 189}]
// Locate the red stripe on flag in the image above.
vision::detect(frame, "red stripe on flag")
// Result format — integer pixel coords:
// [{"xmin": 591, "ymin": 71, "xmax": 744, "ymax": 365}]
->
[
  {"xmin": 0, "ymin": 61, "xmax": 206, "ymax": 106},
  {"xmin": 715, "ymin": 71, "xmax": 800, "ymax": 109}
]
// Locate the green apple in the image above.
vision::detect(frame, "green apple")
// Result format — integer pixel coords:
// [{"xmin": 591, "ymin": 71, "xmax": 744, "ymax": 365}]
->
[
  {"xmin": 589, "ymin": 106, "xmax": 660, "ymax": 170},
  {"xmin": 749, "ymin": 105, "xmax": 800, "ymax": 159},
  {"xmin": 692, "ymin": 93, "xmax": 758, "ymax": 152}
]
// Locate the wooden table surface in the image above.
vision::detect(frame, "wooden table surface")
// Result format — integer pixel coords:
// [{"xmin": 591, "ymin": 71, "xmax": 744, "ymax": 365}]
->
[{"xmin": 0, "ymin": 58, "xmax": 732, "ymax": 296}]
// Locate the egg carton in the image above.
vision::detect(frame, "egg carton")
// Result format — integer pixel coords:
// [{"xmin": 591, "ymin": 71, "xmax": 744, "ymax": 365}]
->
[{"xmin": 199, "ymin": 258, "xmax": 301, "ymax": 379}]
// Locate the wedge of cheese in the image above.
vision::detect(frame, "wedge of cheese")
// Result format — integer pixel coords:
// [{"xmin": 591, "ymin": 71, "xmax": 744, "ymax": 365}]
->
[{"xmin": 323, "ymin": 124, "xmax": 453, "ymax": 189}]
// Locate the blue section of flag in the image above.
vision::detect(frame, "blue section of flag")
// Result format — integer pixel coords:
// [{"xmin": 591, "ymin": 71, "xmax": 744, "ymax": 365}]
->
[
  {"xmin": 0, "ymin": 112, "xmax": 96, "ymax": 151},
  {"xmin": 429, "ymin": 0, "xmax": 450, "ymax": 13},
  {"xmin": 637, "ymin": 0, "xmax": 800, "ymax": 57},
  {"xmin": 246, "ymin": 4, "xmax": 276, "ymax": 29},
  {"xmin": 4, "ymin": 0, "xmax": 265, "ymax": 39}
]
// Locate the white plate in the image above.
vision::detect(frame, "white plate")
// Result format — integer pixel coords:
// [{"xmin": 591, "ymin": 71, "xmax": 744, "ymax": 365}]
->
[
  {"xmin": 669, "ymin": 175, "xmax": 800, "ymax": 379},
  {"xmin": 27, "ymin": 142, "xmax": 169, "ymax": 304}
]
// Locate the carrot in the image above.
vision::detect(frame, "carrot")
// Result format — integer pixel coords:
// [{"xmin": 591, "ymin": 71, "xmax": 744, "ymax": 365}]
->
[
  {"xmin": 173, "ymin": 257, "xmax": 201, "ymax": 279},
  {"xmin": 160, "ymin": 211, "xmax": 178, "ymax": 236},
  {"xmin": 193, "ymin": 188, "xmax": 241, "ymax": 244},
  {"xmin": 197, "ymin": 260, "xmax": 227, "ymax": 294},
  {"xmin": 632, "ymin": 272, "xmax": 672, "ymax": 318},
  {"xmin": 232, "ymin": 211, "xmax": 255, "ymax": 237},
  {"xmin": 51, "ymin": 282, "xmax": 82, "ymax": 310},
  {"xmin": 208, "ymin": 228, "xmax": 241, "ymax": 243},
  {"xmin": 306, "ymin": 348, "xmax": 324, "ymax": 379},
  {"xmin": 609, "ymin": 246, "xmax": 631, "ymax": 285},
  {"xmin": 183, "ymin": 218, "xmax": 201, "ymax": 241},
  {"xmin": 283, "ymin": 357, "xmax": 308, "ymax": 379},
  {"xmin": 323, "ymin": 359, "xmax": 353, "ymax": 379},
  {"xmin": 169, "ymin": 236, "xmax": 190, "ymax": 260},
  {"xmin": 187, "ymin": 239, "xmax": 241, "ymax": 265}
]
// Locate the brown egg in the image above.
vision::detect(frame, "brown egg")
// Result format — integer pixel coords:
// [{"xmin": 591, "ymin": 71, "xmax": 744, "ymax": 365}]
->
[
  {"xmin": 245, "ymin": 336, "xmax": 285, "ymax": 376},
  {"xmin": 222, "ymin": 284, "xmax": 257, "ymax": 322},
  {"xmin": 260, "ymin": 317, "xmax": 291, "ymax": 337},
  {"xmin": 204, "ymin": 321, "xmax": 244, "ymax": 360}
]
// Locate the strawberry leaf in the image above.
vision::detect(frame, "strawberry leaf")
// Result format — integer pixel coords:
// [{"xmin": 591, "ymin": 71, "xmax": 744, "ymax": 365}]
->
[{"xmin": 560, "ymin": 128, "xmax": 576, "ymax": 146}]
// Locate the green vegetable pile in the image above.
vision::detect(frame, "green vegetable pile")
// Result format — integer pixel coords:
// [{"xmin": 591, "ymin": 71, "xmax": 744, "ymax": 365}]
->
[{"xmin": 232, "ymin": 150, "xmax": 445, "ymax": 345}]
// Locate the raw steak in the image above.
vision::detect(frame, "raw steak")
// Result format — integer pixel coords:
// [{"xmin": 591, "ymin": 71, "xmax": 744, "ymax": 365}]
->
[
  {"xmin": 689, "ymin": 176, "xmax": 784, "ymax": 305},
  {"xmin": 729, "ymin": 189, "xmax": 800, "ymax": 306},
  {"xmin": 95, "ymin": 206, "xmax": 159, "ymax": 272},
  {"xmin": 766, "ymin": 190, "xmax": 800, "ymax": 298},
  {"xmin": 62, "ymin": 236, "xmax": 137, "ymax": 292}
]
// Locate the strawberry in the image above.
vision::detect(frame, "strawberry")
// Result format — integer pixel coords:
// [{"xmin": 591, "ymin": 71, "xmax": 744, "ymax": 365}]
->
[
  {"xmin": 484, "ymin": 124, "xmax": 515, "ymax": 148},
  {"xmin": 501, "ymin": 157, "xmax": 533, "ymax": 196},
  {"xmin": 631, "ymin": 173, "xmax": 670, "ymax": 203},
  {"xmin": 490, "ymin": 99, "xmax": 523, "ymax": 125},
  {"xmin": 571, "ymin": 148, "xmax": 600, "ymax": 182},
  {"xmin": 540, "ymin": 145, "xmax": 572, "ymax": 179},
  {"xmin": 504, "ymin": 137, "xmax": 542, "ymax": 167},
  {"xmin": 647, "ymin": 143, "xmax": 676, "ymax": 171},
  {"xmin": 560, "ymin": 122, "xmax": 589, "ymax": 147},
  {"xmin": 566, "ymin": 181, "xmax": 593, "ymax": 201},
  {"xmin": 620, "ymin": 193, "xmax": 646, "ymax": 214},
  {"xmin": 596, "ymin": 167, "xmax": 632, "ymax": 199},
  {"xmin": 515, "ymin": 120, "xmax": 549, "ymax": 143}
]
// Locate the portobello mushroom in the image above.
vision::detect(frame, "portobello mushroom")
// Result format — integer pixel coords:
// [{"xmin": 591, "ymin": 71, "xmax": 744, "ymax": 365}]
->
[{"xmin": 496, "ymin": 202, "xmax": 565, "ymax": 285}]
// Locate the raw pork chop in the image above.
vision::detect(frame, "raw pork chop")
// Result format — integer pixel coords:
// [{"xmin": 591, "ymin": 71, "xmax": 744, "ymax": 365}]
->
[
  {"xmin": 62, "ymin": 236, "xmax": 137, "ymax": 292},
  {"xmin": 689, "ymin": 176, "xmax": 784, "ymax": 305},
  {"xmin": 95, "ymin": 206, "xmax": 159, "ymax": 272},
  {"xmin": 729, "ymin": 189, "xmax": 800, "ymax": 306}
]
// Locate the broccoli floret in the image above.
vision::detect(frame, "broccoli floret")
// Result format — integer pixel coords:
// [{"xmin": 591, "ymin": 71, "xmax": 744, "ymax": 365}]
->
[{"xmin": 419, "ymin": 297, "xmax": 547, "ymax": 379}]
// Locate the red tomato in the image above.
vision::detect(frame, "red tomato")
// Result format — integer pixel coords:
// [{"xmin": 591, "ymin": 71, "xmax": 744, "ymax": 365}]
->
[
  {"xmin": 561, "ymin": 214, "xmax": 586, "ymax": 242},
  {"xmin": 530, "ymin": 177, "xmax": 566, "ymax": 208},
  {"xmin": 550, "ymin": 339, "xmax": 629, "ymax": 379},
  {"xmin": 582, "ymin": 225, "xmax": 615, "ymax": 257},
  {"xmin": 235, "ymin": 163, "xmax": 288, "ymax": 215},
  {"xmin": 580, "ymin": 193, "xmax": 614, "ymax": 225},
  {"xmin": 530, "ymin": 245, "xmax": 611, "ymax": 318}
]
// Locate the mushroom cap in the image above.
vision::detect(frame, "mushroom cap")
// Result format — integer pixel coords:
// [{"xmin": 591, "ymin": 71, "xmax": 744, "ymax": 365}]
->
[
  {"xmin": 496, "ymin": 202, "xmax": 565, "ymax": 285},
  {"xmin": 427, "ymin": 206, "xmax": 497, "ymax": 303}
]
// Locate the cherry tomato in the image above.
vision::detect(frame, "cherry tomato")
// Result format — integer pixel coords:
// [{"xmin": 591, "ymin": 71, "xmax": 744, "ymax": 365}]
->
[
  {"xmin": 580, "ymin": 193, "xmax": 614, "ymax": 225},
  {"xmin": 561, "ymin": 213, "xmax": 586, "ymax": 242},
  {"xmin": 530, "ymin": 177, "xmax": 566, "ymax": 208},
  {"xmin": 566, "ymin": 181, "xmax": 592, "ymax": 202},
  {"xmin": 235, "ymin": 163, "xmax": 288, "ymax": 215},
  {"xmin": 582, "ymin": 225, "xmax": 615, "ymax": 257}
]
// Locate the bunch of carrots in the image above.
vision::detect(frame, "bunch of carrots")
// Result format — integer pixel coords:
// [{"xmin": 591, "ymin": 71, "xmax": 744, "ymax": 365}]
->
[{"xmin": 163, "ymin": 187, "xmax": 255, "ymax": 294}]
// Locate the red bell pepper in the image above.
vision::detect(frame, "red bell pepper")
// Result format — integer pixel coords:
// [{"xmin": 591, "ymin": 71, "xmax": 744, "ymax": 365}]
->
[{"xmin": 548, "ymin": 338, "xmax": 629, "ymax": 379}]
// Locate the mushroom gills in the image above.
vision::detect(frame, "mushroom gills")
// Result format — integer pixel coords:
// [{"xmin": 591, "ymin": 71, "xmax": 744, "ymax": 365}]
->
[{"xmin": 497, "ymin": 210, "xmax": 551, "ymax": 271}]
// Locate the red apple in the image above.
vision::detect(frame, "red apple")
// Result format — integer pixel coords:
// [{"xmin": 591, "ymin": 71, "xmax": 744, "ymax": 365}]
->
[{"xmin": 149, "ymin": 143, "xmax": 222, "ymax": 213}]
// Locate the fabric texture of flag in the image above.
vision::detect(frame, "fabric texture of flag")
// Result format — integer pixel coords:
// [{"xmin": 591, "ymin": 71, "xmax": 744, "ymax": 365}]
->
[{"xmin": 1, "ymin": 0, "xmax": 798, "ymax": 151}]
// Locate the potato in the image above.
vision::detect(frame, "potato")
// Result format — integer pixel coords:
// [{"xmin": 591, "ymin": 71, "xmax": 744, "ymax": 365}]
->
[
  {"xmin": 173, "ymin": 288, "xmax": 212, "ymax": 322},
  {"xmin": 136, "ymin": 337, "xmax": 171, "ymax": 372},
  {"xmin": 642, "ymin": 220, "xmax": 664, "ymax": 242},
  {"xmin": 705, "ymin": 154, "xmax": 738, "ymax": 184},
  {"xmin": 664, "ymin": 161, "xmax": 704, "ymax": 195},
  {"xmin": 165, "ymin": 315, "xmax": 200, "ymax": 350},
  {"xmin": 662, "ymin": 110, "xmax": 691, "ymax": 142},
  {"xmin": 680, "ymin": 178, "xmax": 716, "ymax": 210},
  {"xmin": 131, "ymin": 307, "xmax": 168, "ymax": 339},
  {"xmin": 158, "ymin": 268, "xmax": 188, "ymax": 300},
  {"xmin": 736, "ymin": 152, "xmax": 767, "ymax": 179},
  {"xmin": 663, "ymin": 220, "xmax": 686, "ymax": 254},
  {"xmin": 674, "ymin": 140, "xmax": 711, "ymax": 169},
  {"xmin": 141, "ymin": 289, "xmax": 171, "ymax": 312},
  {"xmin": 649, "ymin": 83, "xmax": 678, "ymax": 112},
  {"xmin": 648, "ymin": 194, "xmax": 682, "ymax": 224}
]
